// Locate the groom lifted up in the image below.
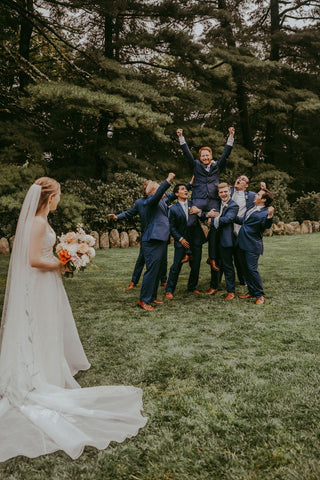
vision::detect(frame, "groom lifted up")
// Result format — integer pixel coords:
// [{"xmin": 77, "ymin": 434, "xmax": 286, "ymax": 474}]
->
[{"xmin": 177, "ymin": 126, "xmax": 235, "ymax": 272}]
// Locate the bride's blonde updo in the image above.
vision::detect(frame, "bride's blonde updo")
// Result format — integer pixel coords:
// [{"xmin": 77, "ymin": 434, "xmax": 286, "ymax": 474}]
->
[{"xmin": 34, "ymin": 177, "xmax": 60, "ymax": 214}]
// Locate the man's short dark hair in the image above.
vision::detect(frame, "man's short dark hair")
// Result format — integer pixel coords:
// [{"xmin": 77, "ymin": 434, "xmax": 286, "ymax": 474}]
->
[
  {"xmin": 261, "ymin": 188, "xmax": 274, "ymax": 207},
  {"xmin": 173, "ymin": 183, "xmax": 186, "ymax": 194}
]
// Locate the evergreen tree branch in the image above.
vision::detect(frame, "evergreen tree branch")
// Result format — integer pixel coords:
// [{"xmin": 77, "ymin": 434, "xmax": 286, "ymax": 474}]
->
[
  {"xmin": 279, "ymin": 0, "xmax": 315, "ymax": 18},
  {"xmin": 2, "ymin": 42, "xmax": 50, "ymax": 82}
]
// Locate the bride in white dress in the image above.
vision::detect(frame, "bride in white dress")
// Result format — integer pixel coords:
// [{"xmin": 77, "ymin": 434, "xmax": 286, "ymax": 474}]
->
[{"xmin": 0, "ymin": 177, "xmax": 147, "ymax": 462}]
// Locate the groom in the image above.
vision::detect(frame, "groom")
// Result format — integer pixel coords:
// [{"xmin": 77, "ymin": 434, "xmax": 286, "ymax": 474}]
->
[
  {"xmin": 236, "ymin": 187, "xmax": 274, "ymax": 304},
  {"xmin": 177, "ymin": 126, "xmax": 235, "ymax": 272}
]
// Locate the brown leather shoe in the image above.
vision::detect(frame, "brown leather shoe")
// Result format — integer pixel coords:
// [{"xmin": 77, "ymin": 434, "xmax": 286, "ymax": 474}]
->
[
  {"xmin": 206, "ymin": 288, "xmax": 218, "ymax": 295},
  {"xmin": 255, "ymin": 296, "xmax": 266, "ymax": 304},
  {"xmin": 225, "ymin": 292, "xmax": 236, "ymax": 300},
  {"xmin": 165, "ymin": 292, "xmax": 174, "ymax": 299},
  {"xmin": 160, "ymin": 282, "xmax": 167, "ymax": 287},
  {"xmin": 239, "ymin": 293, "xmax": 253, "ymax": 299},
  {"xmin": 206, "ymin": 258, "xmax": 220, "ymax": 271},
  {"xmin": 181, "ymin": 254, "xmax": 190, "ymax": 264},
  {"xmin": 152, "ymin": 300, "xmax": 164, "ymax": 305},
  {"xmin": 137, "ymin": 300, "xmax": 154, "ymax": 311},
  {"xmin": 190, "ymin": 289, "xmax": 202, "ymax": 294},
  {"xmin": 126, "ymin": 282, "xmax": 135, "ymax": 290}
]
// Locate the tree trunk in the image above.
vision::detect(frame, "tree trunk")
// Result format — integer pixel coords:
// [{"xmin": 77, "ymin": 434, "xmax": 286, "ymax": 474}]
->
[
  {"xmin": 265, "ymin": 0, "xmax": 280, "ymax": 162},
  {"xmin": 270, "ymin": 0, "xmax": 280, "ymax": 61},
  {"xmin": 217, "ymin": 0, "xmax": 253, "ymax": 151},
  {"xmin": 104, "ymin": 15, "xmax": 114, "ymax": 59},
  {"xmin": 19, "ymin": 0, "xmax": 33, "ymax": 90}
]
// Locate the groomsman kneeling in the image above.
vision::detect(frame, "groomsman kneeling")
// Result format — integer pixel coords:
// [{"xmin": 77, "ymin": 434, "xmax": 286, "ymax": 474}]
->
[{"xmin": 235, "ymin": 187, "xmax": 274, "ymax": 305}]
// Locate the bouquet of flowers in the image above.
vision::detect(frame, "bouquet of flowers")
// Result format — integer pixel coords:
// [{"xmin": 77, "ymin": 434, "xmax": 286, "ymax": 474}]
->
[{"xmin": 56, "ymin": 226, "xmax": 96, "ymax": 277}]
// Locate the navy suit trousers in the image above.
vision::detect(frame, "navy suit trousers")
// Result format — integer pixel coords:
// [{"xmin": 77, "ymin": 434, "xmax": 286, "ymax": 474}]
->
[
  {"xmin": 238, "ymin": 249, "xmax": 264, "ymax": 298},
  {"xmin": 166, "ymin": 246, "xmax": 185, "ymax": 294},
  {"xmin": 188, "ymin": 198, "xmax": 219, "ymax": 260},
  {"xmin": 166, "ymin": 243, "xmax": 202, "ymax": 294},
  {"xmin": 132, "ymin": 245, "xmax": 167, "ymax": 285},
  {"xmin": 233, "ymin": 242, "xmax": 246, "ymax": 285},
  {"xmin": 219, "ymin": 246, "xmax": 236, "ymax": 293},
  {"xmin": 140, "ymin": 240, "xmax": 167, "ymax": 304}
]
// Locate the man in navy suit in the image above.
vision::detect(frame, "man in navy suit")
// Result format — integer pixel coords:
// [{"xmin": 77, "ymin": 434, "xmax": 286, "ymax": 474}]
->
[
  {"xmin": 108, "ymin": 180, "xmax": 178, "ymax": 290},
  {"xmin": 165, "ymin": 184, "xmax": 206, "ymax": 299},
  {"xmin": 177, "ymin": 126, "xmax": 235, "ymax": 272},
  {"xmin": 204, "ymin": 183, "xmax": 239, "ymax": 299},
  {"xmin": 137, "ymin": 172, "xmax": 176, "ymax": 310},
  {"xmin": 235, "ymin": 187, "xmax": 274, "ymax": 305},
  {"xmin": 230, "ymin": 175, "xmax": 257, "ymax": 285}
]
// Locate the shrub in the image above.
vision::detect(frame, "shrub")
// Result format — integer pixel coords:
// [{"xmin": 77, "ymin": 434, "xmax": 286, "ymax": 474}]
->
[
  {"xmin": 0, "ymin": 164, "xmax": 88, "ymax": 237},
  {"xmin": 250, "ymin": 167, "xmax": 294, "ymax": 223},
  {"xmin": 292, "ymin": 192, "xmax": 320, "ymax": 222},
  {"xmin": 63, "ymin": 171, "xmax": 148, "ymax": 232}
]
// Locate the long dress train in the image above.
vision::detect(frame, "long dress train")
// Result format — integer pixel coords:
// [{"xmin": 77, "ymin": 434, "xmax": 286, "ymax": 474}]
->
[{"xmin": 0, "ymin": 197, "xmax": 147, "ymax": 461}]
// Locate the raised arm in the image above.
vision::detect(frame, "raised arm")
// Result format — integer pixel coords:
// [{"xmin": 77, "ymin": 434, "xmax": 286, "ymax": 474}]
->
[
  {"xmin": 177, "ymin": 128, "xmax": 196, "ymax": 169},
  {"xmin": 144, "ymin": 173, "xmax": 175, "ymax": 207},
  {"xmin": 217, "ymin": 126, "xmax": 235, "ymax": 171}
]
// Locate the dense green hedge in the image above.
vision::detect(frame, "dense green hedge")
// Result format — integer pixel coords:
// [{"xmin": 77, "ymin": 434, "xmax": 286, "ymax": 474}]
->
[
  {"xmin": 292, "ymin": 192, "xmax": 320, "ymax": 223},
  {"xmin": 1, "ymin": 165, "xmax": 319, "ymax": 238}
]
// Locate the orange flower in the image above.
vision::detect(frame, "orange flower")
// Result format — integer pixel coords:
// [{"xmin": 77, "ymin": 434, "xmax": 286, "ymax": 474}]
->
[{"xmin": 58, "ymin": 249, "xmax": 72, "ymax": 265}]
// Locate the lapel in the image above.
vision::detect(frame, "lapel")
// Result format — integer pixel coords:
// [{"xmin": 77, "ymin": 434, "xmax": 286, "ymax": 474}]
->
[{"xmin": 245, "ymin": 206, "xmax": 266, "ymax": 222}]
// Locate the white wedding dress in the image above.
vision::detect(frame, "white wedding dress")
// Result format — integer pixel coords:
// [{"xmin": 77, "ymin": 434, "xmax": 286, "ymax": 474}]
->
[{"xmin": 0, "ymin": 185, "xmax": 147, "ymax": 462}]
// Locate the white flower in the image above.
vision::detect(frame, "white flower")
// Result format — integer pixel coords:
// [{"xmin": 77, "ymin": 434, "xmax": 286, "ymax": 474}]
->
[
  {"xmin": 88, "ymin": 247, "xmax": 95, "ymax": 259},
  {"xmin": 86, "ymin": 235, "xmax": 96, "ymax": 247},
  {"xmin": 81, "ymin": 254, "xmax": 90, "ymax": 266}
]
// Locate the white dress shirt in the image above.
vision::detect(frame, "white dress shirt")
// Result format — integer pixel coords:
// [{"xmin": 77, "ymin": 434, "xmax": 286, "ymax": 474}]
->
[
  {"xmin": 179, "ymin": 200, "xmax": 189, "ymax": 220},
  {"xmin": 232, "ymin": 189, "xmax": 246, "ymax": 235},
  {"xmin": 213, "ymin": 201, "xmax": 228, "ymax": 229}
]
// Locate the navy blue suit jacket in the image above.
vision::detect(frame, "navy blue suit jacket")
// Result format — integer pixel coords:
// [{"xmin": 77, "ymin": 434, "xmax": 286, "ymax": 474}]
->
[
  {"xmin": 230, "ymin": 187, "xmax": 256, "ymax": 210},
  {"xmin": 236, "ymin": 207, "xmax": 273, "ymax": 255},
  {"xmin": 181, "ymin": 142, "xmax": 232, "ymax": 201},
  {"xmin": 169, "ymin": 201, "xmax": 206, "ymax": 248},
  {"xmin": 142, "ymin": 181, "xmax": 171, "ymax": 242},
  {"xmin": 214, "ymin": 199, "xmax": 239, "ymax": 248}
]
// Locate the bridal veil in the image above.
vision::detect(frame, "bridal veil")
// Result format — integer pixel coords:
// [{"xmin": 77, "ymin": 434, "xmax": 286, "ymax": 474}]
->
[{"xmin": 0, "ymin": 184, "xmax": 147, "ymax": 461}]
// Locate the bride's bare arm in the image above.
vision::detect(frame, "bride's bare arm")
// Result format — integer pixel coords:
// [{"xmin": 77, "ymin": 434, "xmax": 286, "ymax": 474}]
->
[{"xmin": 29, "ymin": 217, "xmax": 61, "ymax": 271}]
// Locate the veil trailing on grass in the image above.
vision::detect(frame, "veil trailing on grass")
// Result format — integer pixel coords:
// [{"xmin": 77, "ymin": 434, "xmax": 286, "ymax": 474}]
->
[{"xmin": 0, "ymin": 184, "xmax": 147, "ymax": 462}]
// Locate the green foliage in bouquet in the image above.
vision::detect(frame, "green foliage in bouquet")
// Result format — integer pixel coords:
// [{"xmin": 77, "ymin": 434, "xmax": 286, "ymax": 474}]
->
[
  {"xmin": 63, "ymin": 171, "xmax": 148, "ymax": 232},
  {"xmin": 292, "ymin": 192, "xmax": 320, "ymax": 223}
]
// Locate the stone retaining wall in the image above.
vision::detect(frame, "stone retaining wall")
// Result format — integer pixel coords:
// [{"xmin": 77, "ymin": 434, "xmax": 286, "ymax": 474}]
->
[{"xmin": 0, "ymin": 222, "xmax": 319, "ymax": 254}]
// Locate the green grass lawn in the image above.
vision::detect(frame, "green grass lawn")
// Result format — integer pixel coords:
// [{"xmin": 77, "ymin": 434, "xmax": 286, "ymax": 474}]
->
[{"xmin": 0, "ymin": 233, "xmax": 320, "ymax": 479}]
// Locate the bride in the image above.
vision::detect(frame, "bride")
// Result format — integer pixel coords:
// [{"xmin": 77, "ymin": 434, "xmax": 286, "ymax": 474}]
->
[{"xmin": 0, "ymin": 177, "xmax": 147, "ymax": 462}]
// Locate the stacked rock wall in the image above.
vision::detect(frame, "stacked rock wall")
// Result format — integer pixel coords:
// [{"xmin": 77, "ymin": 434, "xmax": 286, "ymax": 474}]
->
[{"xmin": 0, "ymin": 222, "xmax": 319, "ymax": 254}]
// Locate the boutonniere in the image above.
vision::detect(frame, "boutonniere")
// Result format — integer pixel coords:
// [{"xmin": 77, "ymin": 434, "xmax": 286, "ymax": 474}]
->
[
  {"xmin": 245, "ymin": 194, "xmax": 248, "ymax": 200},
  {"xmin": 225, "ymin": 204, "xmax": 229, "ymax": 208},
  {"xmin": 257, "ymin": 207, "xmax": 261, "ymax": 212}
]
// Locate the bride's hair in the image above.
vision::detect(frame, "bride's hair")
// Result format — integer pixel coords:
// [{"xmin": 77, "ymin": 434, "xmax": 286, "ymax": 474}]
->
[{"xmin": 34, "ymin": 177, "xmax": 60, "ymax": 214}]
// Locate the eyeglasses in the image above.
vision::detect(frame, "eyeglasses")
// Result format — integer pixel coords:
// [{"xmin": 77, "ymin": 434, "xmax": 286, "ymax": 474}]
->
[{"xmin": 237, "ymin": 177, "xmax": 248, "ymax": 182}]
